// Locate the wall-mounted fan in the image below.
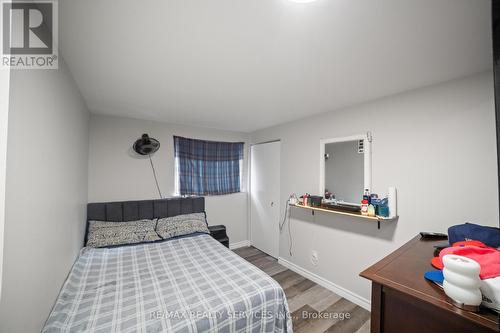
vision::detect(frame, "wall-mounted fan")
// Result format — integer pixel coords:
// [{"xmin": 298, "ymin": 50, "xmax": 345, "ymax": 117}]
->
[
  {"xmin": 133, "ymin": 134, "xmax": 160, "ymax": 155},
  {"xmin": 132, "ymin": 134, "xmax": 163, "ymax": 198}
]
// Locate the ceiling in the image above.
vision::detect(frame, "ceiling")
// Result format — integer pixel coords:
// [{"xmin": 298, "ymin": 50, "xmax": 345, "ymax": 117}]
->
[{"xmin": 60, "ymin": 0, "xmax": 492, "ymax": 132}]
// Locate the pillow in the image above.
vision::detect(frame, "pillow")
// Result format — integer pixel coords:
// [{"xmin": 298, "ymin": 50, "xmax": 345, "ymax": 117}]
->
[
  {"xmin": 86, "ymin": 219, "xmax": 161, "ymax": 248},
  {"xmin": 156, "ymin": 213, "xmax": 209, "ymax": 240}
]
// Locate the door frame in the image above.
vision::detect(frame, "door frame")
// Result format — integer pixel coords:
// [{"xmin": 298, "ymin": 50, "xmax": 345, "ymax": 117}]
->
[{"xmin": 249, "ymin": 140, "xmax": 281, "ymax": 257}]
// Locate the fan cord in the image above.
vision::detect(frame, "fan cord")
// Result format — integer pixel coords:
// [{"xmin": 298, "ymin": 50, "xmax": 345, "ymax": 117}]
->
[{"xmin": 149, "ymin": 154, "xmax": 163, "ymax": 199}]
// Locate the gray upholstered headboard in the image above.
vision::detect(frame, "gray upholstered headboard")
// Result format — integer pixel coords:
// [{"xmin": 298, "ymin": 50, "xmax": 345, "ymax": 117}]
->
[{"xmin": 85, "ymin": 197, "xmax": 205, "ymax": 244}]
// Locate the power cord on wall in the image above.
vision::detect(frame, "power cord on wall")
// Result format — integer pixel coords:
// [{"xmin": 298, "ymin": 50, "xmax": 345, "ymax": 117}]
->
[
  {"xmin": 149, "ymin": 154, "xmax": 163, "ymax": 199},
  {"xmin": 280, "ymin": 194, "xmax": 296, "ymax": 256}
]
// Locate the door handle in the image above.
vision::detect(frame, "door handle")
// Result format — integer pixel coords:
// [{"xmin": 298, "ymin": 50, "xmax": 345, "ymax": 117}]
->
[{"xmin": 271, "ymin": 201, "xmax": 274, "ymax": 207}]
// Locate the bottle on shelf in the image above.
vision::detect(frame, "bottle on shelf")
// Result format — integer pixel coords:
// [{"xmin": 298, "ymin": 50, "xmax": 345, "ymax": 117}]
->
[
  {"xmin": 363, "ymin": 189, "xmax": 371, "ymax": 204},
  {"xmin": 361, "ymin": 199, "xmax": 369, "ymax": 216},
  {"xmin": 368, "ymin": 204, "xmax": 376, "ymax": 217},
  {"xmin": 303, "ymin": 194, "xmax": 309, "ymax": 206}
]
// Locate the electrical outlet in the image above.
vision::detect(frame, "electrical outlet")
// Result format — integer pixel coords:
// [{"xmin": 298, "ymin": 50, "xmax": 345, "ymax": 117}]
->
[{"xmin": 311, "ymin": 250, "xmax": 319, "ymax": 266}]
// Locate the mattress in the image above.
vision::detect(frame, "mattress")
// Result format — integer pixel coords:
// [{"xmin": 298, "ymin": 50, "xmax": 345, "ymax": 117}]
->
[{"xmin": 43, "ymin": 234, "xmax": 292, "ymax": 333}]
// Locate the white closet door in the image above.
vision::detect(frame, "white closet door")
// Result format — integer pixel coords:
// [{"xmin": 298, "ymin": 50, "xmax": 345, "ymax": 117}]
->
[{"xmin": 250, "ymin": 141, "xmax": 280, "ymax": 258}]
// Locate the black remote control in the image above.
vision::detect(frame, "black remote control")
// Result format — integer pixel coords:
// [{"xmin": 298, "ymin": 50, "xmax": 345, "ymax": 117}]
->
[{"xmin": 420, "ymin": 232, "xmax": 448, "ymax": 239}]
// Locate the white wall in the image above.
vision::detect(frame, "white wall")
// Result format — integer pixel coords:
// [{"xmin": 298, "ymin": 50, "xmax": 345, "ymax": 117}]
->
[
  {"xmin": 0, "ymin": 59, "xmax": 90, "ymax": 333},
  {"xmin": 250, "ymin": 72, "xmax": 498, "ymax": 306},
  {"xmin": 88, "ymin": 114, "xmax": 250, "ymax": 244},
  {"xmin": 0, "ymin": 68, "xmax": 10, "ymax": 302}
]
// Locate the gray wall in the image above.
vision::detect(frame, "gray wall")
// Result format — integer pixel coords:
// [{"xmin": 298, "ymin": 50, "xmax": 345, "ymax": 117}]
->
[
  {"xmin": 250, "ymin": 72, "xmax": 499, "ymax": 306},
  {"xmin": 88, "ymin": 114, "xmax": 250, "ymax": 245},
  {"xmin": 325, "ymin": 141, "xmax": 364, "ymax": 203},
  {"xmin": 0, "ymin": 60, "xmax": 90, "ymax": 333},
  {"xmin": 0, "ymin": 68, "xmax": 10, "ymax": 301}
]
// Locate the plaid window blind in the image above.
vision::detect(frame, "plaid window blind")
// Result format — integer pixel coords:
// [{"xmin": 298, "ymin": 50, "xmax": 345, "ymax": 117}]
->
[{"xmin": 174, "ymin": 136, "xmax": 244, "ymax": 195}]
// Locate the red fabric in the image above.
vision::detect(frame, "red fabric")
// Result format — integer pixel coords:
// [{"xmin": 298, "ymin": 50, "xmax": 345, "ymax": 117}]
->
[
  {"xmin": 431, "ymin": 256, "xmax": 444, "ymax": 270},
  {"xmin": 431, "ymin": 245, "xmax": 500, "ymax": 279},
  {"xmin": 431, "ymin": 240, "xmax": 488, "ymax": 270}
]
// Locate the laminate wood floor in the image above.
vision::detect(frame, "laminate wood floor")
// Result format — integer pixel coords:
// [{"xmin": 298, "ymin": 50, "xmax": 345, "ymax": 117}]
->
[{"xmin": 233, "ymin": 246, "xmax": 370, "ymax": 333}]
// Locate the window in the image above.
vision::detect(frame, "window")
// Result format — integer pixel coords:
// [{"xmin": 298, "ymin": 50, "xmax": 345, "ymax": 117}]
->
[{"xmin": 174, "ymin": 136, "xmax": 244, "ymax": 196}]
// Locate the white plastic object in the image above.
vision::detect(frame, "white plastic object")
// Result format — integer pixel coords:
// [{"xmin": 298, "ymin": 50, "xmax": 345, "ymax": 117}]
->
[
  {"xmin": 388, "ymin": 187, "xmax": 397, "ymax": 218},
  {"xmin": 443, "ymin": 268, "xmax": 480, "ymax": 289},
  {"xmin": 480, "ymin": 276, "xmax": 500, "ymax": 311},
  {"xmin": 442, "ymin": 254, "xmax": 482, "ymax": 307}
]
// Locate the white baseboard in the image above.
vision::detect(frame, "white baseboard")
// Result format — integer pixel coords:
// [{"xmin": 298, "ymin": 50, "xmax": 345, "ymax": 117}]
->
[
  {"xmin": 278, "ymin": 257, "xmax": 371, "ymax": 311},
  {"xmin": 229, "ymin": 240, "xmax": 251, "ymax": 250}
]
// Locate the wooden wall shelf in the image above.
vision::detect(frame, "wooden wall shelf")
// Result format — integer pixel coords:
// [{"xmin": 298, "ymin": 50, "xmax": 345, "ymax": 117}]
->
[{"xmin": 290, "ymin": 203, "xmax": 396, "ymax": 229}]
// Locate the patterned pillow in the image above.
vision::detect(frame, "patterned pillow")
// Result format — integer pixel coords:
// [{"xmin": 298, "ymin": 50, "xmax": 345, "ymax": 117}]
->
[
  {"xmin": 86, "ymin": 219, "xmax": 161, "ymax": 248},
  {"xmin": 156, "ymin": 213, "xmax": 209, "ymax": 240}
]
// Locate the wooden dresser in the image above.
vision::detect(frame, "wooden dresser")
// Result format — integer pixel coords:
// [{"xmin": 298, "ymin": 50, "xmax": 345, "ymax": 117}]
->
[{"xmin": 360, "ymin": 236, "xmax": 499, "ymax": 333}]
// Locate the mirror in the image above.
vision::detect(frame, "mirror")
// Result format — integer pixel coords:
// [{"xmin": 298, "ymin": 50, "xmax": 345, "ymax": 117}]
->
[{"xmin": 319, "ymin": 133, "xmax": 372, "ymax": 205}]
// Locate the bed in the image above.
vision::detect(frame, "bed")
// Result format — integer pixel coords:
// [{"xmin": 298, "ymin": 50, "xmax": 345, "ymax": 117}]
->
[{"xmin": 43, "ymin": 198, "xmax": 292, "ymax": 333}]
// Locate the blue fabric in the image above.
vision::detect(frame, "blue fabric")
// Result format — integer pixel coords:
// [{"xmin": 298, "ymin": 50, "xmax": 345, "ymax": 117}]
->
[
  {"xmin": 448, "ymin": 223, "xmax": 500, "ymax": 248},
  {"xmin": 424, "ymin": 270, "xmax": 444, "ymax": 285},
  {"xmin": 174, "ymin": 136, "xmax": 244, "ymax": 195}
]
